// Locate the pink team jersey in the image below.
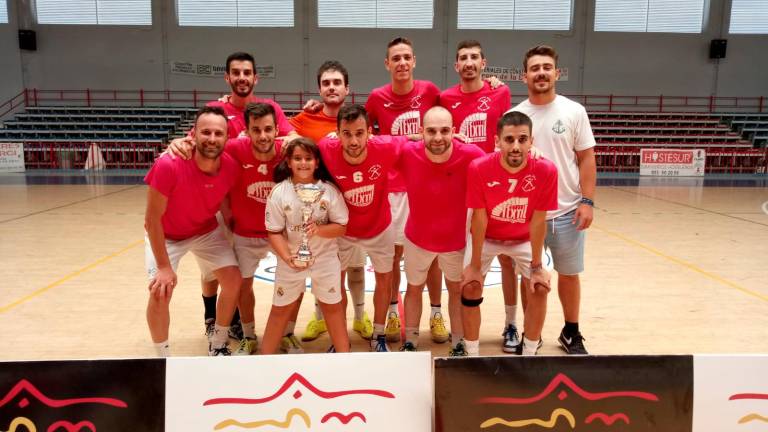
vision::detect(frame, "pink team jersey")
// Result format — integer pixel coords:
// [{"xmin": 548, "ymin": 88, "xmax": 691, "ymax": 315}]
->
[
  {"xmin": 440, "ymin": 82, "xmax": 511, "ymax": 153},
  {"xmin": 144, "ymin": 152, "xmax": 240, "ymax": 241},
  {"xmin": 466, "ymin": 153, "xmax": 558, "ymax": 242},
  {"xmin": 365, "ymin": 80, "xmax": 441, "ymax": 192},
  {"xmin": 206, "ymin": 98, "xmax": 294, "ymax": 139},
  {"xmin": 318, "ymin": 135, "xmax": 406, "ymax": 238},
  {"xmin": 398, "ymin": 140, "xmax": 485, "ymax": 252},
  {"xmin": 225, "ymin": 137, "xmax": 283, "ymax": 238}
]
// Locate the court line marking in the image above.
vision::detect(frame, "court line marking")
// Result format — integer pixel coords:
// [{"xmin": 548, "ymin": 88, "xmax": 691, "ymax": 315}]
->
[
  {"xmin": 610, "ymin": 186, "xmax": 768, "ymax": 228},
  {"xmin": 594, "ymin": 225, "xmax": 768, "ymax": 303},
  {"xmin": 0, "ymin": 239, "xmax": 143, "ymax": 314},
  {"xmin": 0, "ymin": 185, "xmax": 141, "ymax": 224}
]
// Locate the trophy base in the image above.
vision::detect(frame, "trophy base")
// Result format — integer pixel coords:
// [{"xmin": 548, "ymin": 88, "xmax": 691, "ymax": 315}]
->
[{"xmin": 292, "ymin": 255, "xmax": 314, "ymax": 268}]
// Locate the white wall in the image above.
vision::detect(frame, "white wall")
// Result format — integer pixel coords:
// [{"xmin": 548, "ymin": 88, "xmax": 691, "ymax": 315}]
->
[{"xmin": 1, "ymin": 0, "xmax": 766, "ymax": 106}]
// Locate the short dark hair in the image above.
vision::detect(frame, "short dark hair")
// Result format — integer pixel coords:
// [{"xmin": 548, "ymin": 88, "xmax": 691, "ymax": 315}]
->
[
  {"xmin": 226, "ymin": 52, "xmax": 255, "ymax": 74},
  {"xmin": 497, "ymin": 111, "xmax": 533, "ymax": 136},
  {"xmin": 195, "ymin": 106, "xmax": 228, "ymax": 127},
  {"xmin": 456, "ymin": 39, "xmax": 484, "ymax": 60},
  {"xmin": 273, "ymin": 137, "xmax": 338, "ymax": 188},
  {"xmin": 386, "ymin": 37, "xmax": 413, "ymax": 58},
  {"xmin": 316, "ymin": 60, "xmax": 349, "ymax": 88},
  {"xmin": 523, "ymin": 45, "xmax": 558, "ymax": 72},
  {"xmin": 244, "ymin": 102, "xmax": 276, "ymax": 127},
  {"xmin": 337, "ymin": 104, "xmax": 369, "ymax": 130}
]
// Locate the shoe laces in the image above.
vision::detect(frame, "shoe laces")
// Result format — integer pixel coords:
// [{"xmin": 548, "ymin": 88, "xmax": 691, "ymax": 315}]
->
[
  {"xmin": 431, "ymin": 314, "xmax": 447, "ymax": 331},
  {"xmin": 503, "ymin": 324, "xmax": 519, "ymax": 339},
  {"xmin": 211, "ymin": 346, "xmax": 231, "ymax": 356},
  {"xmin": 375, "ymin": 335, "xmax": 389, "ymax": 352}
]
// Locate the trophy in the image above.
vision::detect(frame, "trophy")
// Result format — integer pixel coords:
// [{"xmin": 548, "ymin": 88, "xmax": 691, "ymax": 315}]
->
[{"xmin": 293, "ymin": 183, "xmax": 326, "ymax": 268}]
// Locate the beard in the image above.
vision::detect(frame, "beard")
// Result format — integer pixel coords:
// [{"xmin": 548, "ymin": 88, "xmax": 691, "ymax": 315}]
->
[
  {"xmin": 197, "ymin": 143, "xmax": 224, "ymax": 160},
  {"xmin": 426, "ymin": 141, "xmax": 450, "ymax": 155},
  {"xmin": 505, "ymin": 152, "xmax": 523, "ymax": 168}
]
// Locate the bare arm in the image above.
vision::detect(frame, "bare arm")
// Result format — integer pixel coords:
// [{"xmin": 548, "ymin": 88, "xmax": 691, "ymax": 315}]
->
[
  {"xmin": 574, "ymin": 147, "xmax": 596, "ymax": 230},
  {"xmin": 306, "ymin": 221, "xmax": 346, "ymax": 239},
  {"xmin": 528, "ymin": 210, "xmax": 551, "ymax": 292},
  {"xmin": 145, "ymin": 188, "xmax": 175, "ymax": 299}
]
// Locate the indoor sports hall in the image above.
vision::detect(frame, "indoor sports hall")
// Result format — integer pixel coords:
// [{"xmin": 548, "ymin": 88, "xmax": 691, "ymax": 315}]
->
[{"xmin": 0, "ymin": 1, "xmax": 766, "ymax": 431}]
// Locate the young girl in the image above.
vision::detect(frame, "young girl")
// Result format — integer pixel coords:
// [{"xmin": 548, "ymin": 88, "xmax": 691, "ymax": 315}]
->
[{"xmin": 262, "ymin": 138, "xmax": 350, "ymax": 354}]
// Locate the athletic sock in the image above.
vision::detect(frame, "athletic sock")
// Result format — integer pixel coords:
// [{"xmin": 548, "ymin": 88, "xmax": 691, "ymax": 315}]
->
[
  {"xmin": 154, "ymin": 341, "xmax": 170, "ymax": 357},
  {"xmin": 389, "ymin": 301, "xmax": 399, "ymax": 315},
  {"xmin": 242, "ymin": 322, "xmax": 256, "ymax": 339},
  {"xmin": 564, "ymin": 321, "xmax": 579, "ymax": 336},
  {"xmin": 284, "ymin": 321, "xmax": 296, "ymax": 336},
  {"xmin": 212, "ymin": 324, "xmax": 229, "ymax": 348},
  {"xmin": 314, "ymin": 302, "xmax": 325, "ymax": 321},
  {"xmin": 348, "ymin": 266, "xmax": 365, "ymax": 321},
  {"xmin": 373, "ymin": 323, "xmax": 385, "ymax": 338},
  {"xmin": 522, "ymin": 336, "xmax": 540, "ymax": 356},
  {"xmin": 203, "ymin": 295, "xmax": 217, "ymax": 320},
  {"xmin": 430, "ymin": 304, "xmax": 441, "ymax": 319},
  {"xmin": 464, "ymin": 339, "xmax": 480, "ymax": 356},
  {"xmin": 451, "ymin": 331, "xmax": 464, "ymax": 348},
  {"xmin": 505, "ymin": 305, "xmax": 517, "ymax": 326}
]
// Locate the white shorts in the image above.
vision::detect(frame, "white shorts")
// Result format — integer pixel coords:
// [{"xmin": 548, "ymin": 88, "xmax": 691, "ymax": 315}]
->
[
  {"xmin": 388, "ymin": 192, "xmax": 408, "ymax": 246},
  {"xmin": 273, "ymin": 254, "xmax": 342, "ymax": 307},
  {"xmin": 144, "ymin": 225, "xmax": 239, "ymax": 282},
  {"xmin": 404, "ymin": 237, "xmax": 464, "ymax": 285},
  {"xmin": 233, "ymin": 234, "xmax": 271, "ymax": 278},
  {"xmin": 479, "ymin": 239, "xmax": 533, "ymax": 279},
  {"xmin": 347, "ymin": 245, "xmax": 366, "ymax": 268},
  {"xmin": 339, "ymin": 223, "xmax": 395, "ymax": 273}
]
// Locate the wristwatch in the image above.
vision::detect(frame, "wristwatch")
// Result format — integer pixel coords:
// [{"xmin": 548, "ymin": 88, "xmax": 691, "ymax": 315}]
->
[{"xmin": 580, "ymin": 197, "xmax": 595, "ymax": 207}]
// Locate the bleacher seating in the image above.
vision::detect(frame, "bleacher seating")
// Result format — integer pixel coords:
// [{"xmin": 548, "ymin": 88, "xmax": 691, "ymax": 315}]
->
[
  {"xmin": 0, "ymin": 106, "xmax": 197, "ymax": 169},
  {"xmin": 1, "ymin": 105, "xmax": 765, "ymax": 172}
]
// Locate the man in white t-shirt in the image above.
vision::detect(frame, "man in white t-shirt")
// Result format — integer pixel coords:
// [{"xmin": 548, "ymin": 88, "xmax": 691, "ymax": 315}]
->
[{"xmin": 510, "ymin": 45, "xmax": 597, "ymax": 355}]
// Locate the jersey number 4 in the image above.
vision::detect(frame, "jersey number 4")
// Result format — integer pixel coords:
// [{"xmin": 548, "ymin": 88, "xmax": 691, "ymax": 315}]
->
[{"xmin": 258, "ymin": 164, "xmax": 268, "ymax": 175}]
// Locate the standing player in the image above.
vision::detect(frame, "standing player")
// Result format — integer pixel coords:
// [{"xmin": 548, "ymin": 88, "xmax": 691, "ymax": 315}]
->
[
  {"xmin": 365, "ymin": 37, "xmax": 445, "ymax": 344},
  {"xmin": 290, "ymin": 61, "xmax": 373, "ymax": 342},
  {"xmin": 319, "ymin": 104, "xmax": 409, "ymax": 352},
  {"xmin": 511, "ymin": 45, "xmax": 596, "ymax": 355},
  {"xmin": 262, "ymin": 138, "xmax": 350, "ymax": 354},
  {"xmin": 440, "ymin": 40, "xmax": 522, "ymax": 353},
  {"xmin": 397, "ymin": 107, "xmax": 484, "ymax": 353},
  {"xmin": 459, "ymin": 111, "xmax": 558, "ymax": 357},
  {"xmin": 144, "ymin": 106, "xmax": 242, "ymax": 356},
  {"xmin": 194, "ymin": 51, "xmax": 297, "ymax": 343}
]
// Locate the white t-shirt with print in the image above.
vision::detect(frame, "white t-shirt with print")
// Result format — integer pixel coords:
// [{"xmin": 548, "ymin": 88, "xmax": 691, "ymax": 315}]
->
[
  {"xmin": 265, "ymin": 179, "xmax": 349, "ymax": 258},
  {"xmin": 510, "ymin": 95, "xmax": 596, "ymax": 219}
]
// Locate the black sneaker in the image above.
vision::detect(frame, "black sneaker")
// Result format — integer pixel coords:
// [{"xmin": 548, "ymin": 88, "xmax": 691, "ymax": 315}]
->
[
  {"xmin": 326, "ymin": 345, "xmax": 336, "ymax": 353},
  {"xmin": 449, "ymin": 341, "xmax": 468, "ymax": 357},
  {"xmin": 208, "ymin": 344, "xmax": 232, "ymax": 356},
  {"xmin": 399, "ymin": 342, "xmax": 417, "ymax": 352},
  {"xmin": 502, "ymin": 324, "xmax": 521, "ymax": 353},
  {"xmin": 558, "ymin": 329, "xmax": 588, "ymax": 355},
  {"xmin": 228, "ymin": 322, "xmax": 244, "ymax": 340}
]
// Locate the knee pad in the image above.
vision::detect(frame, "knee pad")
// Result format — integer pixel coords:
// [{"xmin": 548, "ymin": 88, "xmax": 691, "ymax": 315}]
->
[{"xmin": 461, "ymin": 295, "xmax": 484, "ymax": 307}]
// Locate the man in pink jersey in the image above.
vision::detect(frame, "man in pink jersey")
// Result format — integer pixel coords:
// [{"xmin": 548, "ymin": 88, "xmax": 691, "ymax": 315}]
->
[
  {"xmin": 458, "ymin": 111, "xmax": 558, "ymax": 357},
  {"xmin": 365, "ymin": 37, "xmax": 446, "ymax": 344},
  {"xmin": 440, "ymin": 40, "xmax": 522, "ymax": 354},
  {"xmin": 318, "ymin": 104, "xmax": 409, "ymax": 352},
  {"xmin": 396, "ymin": 106, "xmax": 484, "ymax": 353},
  {"xmin": 181, "ymin": 51, "xmax": 297, "ymax": 343},
  {"xmin": 144, "ymin": 106, "xmax": 242, "ymax": 357}
]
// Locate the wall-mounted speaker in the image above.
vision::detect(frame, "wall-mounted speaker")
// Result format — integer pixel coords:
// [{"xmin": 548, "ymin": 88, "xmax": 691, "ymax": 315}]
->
[
  {"xmin": 709, "ymin": 39, "xmax": 727, "ymax": 59},
  {"xmin": 19, "ymin": 30, "xmax": 37, "ymax": 51}
]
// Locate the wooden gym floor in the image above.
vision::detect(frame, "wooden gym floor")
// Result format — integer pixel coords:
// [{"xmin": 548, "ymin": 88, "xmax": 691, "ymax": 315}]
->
[{"xmin": 0, "ymin": 173, "xmax": 766, "ymax": 360}]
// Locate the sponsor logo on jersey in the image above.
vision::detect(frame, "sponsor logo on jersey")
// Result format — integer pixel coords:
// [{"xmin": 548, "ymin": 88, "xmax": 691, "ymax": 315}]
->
[
  {"xmin": 344, "ymin": 184, "xmax": 375, "ymax": 207},
  {"xmin": 246, "ymin": 181, "xmax": 275, "ymax": 203},
  {"xmin": 522, "ymin": 174, "xmax": 536, "ymax": 192},
  {"xmin": 491, "ymin": 197, "xmax": 529, "ymax": 224},
  {"xmin": 391, "ymin": 111, "xmax": 421, "ymax": 136},
  {"xmin": 477, "ymin": 96, "xmax": 491, "ymax": 111},
  {"xmin": 368, "ymin": 164, "xmax": 383, "ymax": 180},
  {"xmin": 459, "ymin": 113, "xmax": 488, "ymax": 144}
]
